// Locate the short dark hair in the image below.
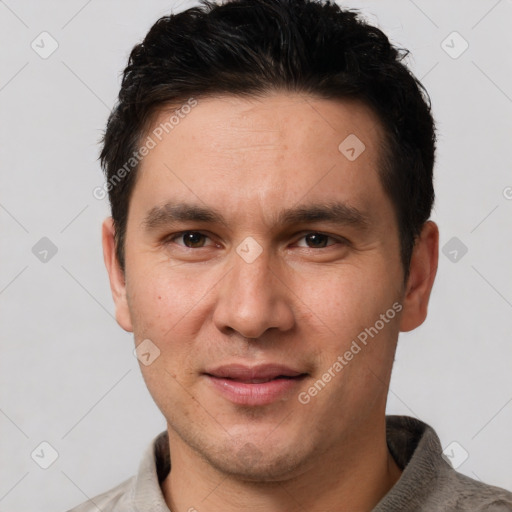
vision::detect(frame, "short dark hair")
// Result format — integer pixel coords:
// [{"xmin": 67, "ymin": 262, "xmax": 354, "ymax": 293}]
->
[{"xmin": 100, "ymin": 0, "xmax": 435, "ymax": 279}]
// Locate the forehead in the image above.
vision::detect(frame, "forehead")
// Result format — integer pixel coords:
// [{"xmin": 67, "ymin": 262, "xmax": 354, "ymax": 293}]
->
[
  {"xmin": 132, "ymin": 92, "xmax": 391, "ymax": 228},
  {"xmin": 146, "ymin": 92, "xmax": 384, "ymax": 162}
]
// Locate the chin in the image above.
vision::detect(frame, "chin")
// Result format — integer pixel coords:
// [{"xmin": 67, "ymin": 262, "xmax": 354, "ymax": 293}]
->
[
  {"xmin": 169, "ymin": 408, "xmax": 317, "ymax": 481},
  {"xmin": 200, "ymin": 437, "xmax": 311, "ymax": 482}
]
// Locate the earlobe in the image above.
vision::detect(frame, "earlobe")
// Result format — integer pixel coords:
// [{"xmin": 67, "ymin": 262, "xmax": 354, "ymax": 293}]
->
[
  {"xmin": 399, "ymin": 221, "xmax": 439, "ymax": 332},
  {"xmin": 102, "ymin": 217, "xmax": 134, "ymax": 332}
]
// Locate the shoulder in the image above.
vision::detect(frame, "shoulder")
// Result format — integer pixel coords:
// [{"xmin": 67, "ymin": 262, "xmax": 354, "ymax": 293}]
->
[
  {"xmin": 378, "ymin": 416, "xmax": 512, "ymax": 512},
  {"xmin": 65, "ymin": 430, "xmax": 170, "ymax": 512},
  {"xmin": 65, "ymin": 475, "xmax": 136, "ymax": 512},
  {"xmin": 443, "ymin": 470, "xmax": 512, "ymax": 511}
]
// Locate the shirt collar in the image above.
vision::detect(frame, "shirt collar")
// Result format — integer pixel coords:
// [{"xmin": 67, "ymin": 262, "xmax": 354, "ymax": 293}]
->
[{"xmin": 132, "ymin": 430, "xmax": 171, "ymax": 511}]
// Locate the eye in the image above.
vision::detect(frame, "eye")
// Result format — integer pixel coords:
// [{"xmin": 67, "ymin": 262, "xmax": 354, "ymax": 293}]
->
[
  {"xmin": 295, "ymin": 232, "xmax": 345, "ymax": 249},
  {"xmin": 166, "ymin": 231, "xmax": 215, "ymax": 248},
  {"xmin": 164, "ymin": 231, "xmax": 347, "ymax": 250}
]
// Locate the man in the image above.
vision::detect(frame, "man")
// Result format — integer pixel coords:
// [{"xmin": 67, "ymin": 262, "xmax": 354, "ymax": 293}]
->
[{"xmin": 70, "ymin": 0, "xmax": 512, "ymax": 510}]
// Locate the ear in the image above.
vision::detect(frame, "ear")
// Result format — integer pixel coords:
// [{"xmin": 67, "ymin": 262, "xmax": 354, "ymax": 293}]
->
[
  {"xmin": 399, "ymin": 220, "xmax": 439, "ymax": 332},
  {"xmin": 102, "ymin": 217, "xmax": 133, "ymax": 332}
]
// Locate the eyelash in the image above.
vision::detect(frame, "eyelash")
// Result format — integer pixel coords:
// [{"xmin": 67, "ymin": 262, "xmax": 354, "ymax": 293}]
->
[{"xmin": 164, "ymin": 231, "xmax": 348, "ymax": 250}]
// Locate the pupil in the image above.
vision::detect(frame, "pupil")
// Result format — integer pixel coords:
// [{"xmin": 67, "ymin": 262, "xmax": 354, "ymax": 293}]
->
[
  {"xmin": 307, "ymin": 233, "xmax": 327, "ymax": 248},
  {"xmin": 185, "ymin": 232, "xmax": 204, "ymax": 247}
]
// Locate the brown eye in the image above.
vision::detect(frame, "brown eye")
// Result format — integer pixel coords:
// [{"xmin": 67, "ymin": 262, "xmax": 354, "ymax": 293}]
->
[
  {"xmin": 169, "ymin": 231, "xmax": 212, "ymax": 248},
  {"xmin": 305, "ymin": 233, "xmax": 329, "ymax": 248},
  {"xmin": 296, "ymin": 232, "xmax": 341, "ymax": 249}
]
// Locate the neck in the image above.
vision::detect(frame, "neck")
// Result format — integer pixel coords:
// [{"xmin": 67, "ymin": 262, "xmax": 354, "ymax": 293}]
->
[{"xmin": 162, "ymin": 417, "xmax": 402, "ymax": 512}]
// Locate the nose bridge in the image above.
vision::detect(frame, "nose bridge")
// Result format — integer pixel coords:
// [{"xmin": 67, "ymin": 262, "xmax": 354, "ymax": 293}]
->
[
  {"xmin": 213, "ymin": 242, "xmax": 294, "ymax": 338},
  {"xmin": 233, "ymin": 246, "xmax": 272, "ymax": 299},
  {"xmin": 229, "ymin": 244, "xmax": 277, "ymax": 315}
]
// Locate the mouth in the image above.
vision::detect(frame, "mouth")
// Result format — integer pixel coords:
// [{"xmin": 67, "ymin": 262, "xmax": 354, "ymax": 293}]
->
[{"xmin": 203, "ymin": 363, "xmax": 308, "ymax": 406}]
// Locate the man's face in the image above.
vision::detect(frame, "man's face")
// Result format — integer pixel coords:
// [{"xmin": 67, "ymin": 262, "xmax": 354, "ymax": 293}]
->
[{"xmin": 106, "ymin": 93, "xmax": 417, "ymax": 480}]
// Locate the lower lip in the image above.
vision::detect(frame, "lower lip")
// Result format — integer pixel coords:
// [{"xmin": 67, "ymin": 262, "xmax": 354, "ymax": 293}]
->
[{"xmin": 205, "ymin": 375, "xmax": 306, "ymax": 406}]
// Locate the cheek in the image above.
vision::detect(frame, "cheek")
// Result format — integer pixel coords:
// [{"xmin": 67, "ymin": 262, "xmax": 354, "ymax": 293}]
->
[
  {"xmin": 295, "ymin": 269, "xmax": 401, "ymax": 384},
  {"xmin": 125, "ymin": 262, "xmax": 217, "ymax": 367},
  {"xmin": 300, "ymin": 265, "xmax": 397, "ymax": 326},
  {"xmin": 125, "ymin": 279, "xmax": 177, "ymax": 354},
  {"xmin": 126, "ymin": 257, "xmax": 202, "ymax": 327}
]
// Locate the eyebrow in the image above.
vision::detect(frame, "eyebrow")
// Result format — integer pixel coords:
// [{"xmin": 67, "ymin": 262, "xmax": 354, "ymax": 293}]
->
[{"xmin": 142, "ymin": 201, "xmax": 370, "ymax": 232}]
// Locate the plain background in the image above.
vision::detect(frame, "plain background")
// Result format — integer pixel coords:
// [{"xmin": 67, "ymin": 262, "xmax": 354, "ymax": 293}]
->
[{"xmin": 0, "ymin": 0, "xmax": 511, "ymax": 510}]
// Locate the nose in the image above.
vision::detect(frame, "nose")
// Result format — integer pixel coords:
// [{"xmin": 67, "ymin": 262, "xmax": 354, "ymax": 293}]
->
[{"xmin": 212, "ymin": 245, "xmax": 295, "ymax": 340}]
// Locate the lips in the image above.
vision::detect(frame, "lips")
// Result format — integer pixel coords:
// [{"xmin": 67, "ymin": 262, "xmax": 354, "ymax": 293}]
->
[
  {"xmin": 205, "ymin": 363, "xmax": 305, "ymax": 381},
  {"xmin": 203, "ymin": 363, "xmax": 308, "ymax": 406}
]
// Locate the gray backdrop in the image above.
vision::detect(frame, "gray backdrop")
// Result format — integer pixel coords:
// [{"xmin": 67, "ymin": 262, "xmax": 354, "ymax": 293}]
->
[{"xmin": 1, "ymin": 1, "xmax": 511, "ymax": 510}]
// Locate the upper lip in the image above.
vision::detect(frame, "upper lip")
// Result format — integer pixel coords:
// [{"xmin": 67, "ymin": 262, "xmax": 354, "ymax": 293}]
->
[{"xmin": 204, "ymin": 363, "xmax": 307, "ymax": 381}]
